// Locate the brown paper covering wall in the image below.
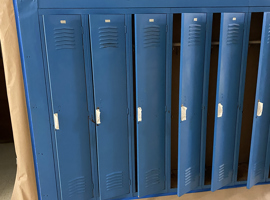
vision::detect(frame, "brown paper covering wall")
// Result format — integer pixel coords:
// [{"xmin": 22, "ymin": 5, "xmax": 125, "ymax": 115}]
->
[{"xmin": 0, "ymin": 0, "xmax": 38, "ymax": 199}]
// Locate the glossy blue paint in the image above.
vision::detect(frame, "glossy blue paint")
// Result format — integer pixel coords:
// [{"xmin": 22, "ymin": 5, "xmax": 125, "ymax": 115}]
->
[
  {"xmin": 232, "ymin": 13, "xmax": 251, "ymax": 184},
  {"xmin": 247, "ymin": 12, "xmax": 270, "ymax": 189},
  {"xmin": 89, "ymin": 14, "xmax": 130, "ymax": 200},
  {"xmin": 13, "ymin": 0, "xmax": 59, "ymax": 199},
  {"xmin": 135, "ymin": 14, "xmax": 167, "ymax": 198},
  {"xmin": 199, "ymin": 13, "xmax": 213, "ymax": 188},
  {"xmin": 13, "ymin": 0, "xmax": 43, "ymax": 199},
  {"xmin": 211, "ymin": 13, "xmax": 246, "ymax": 192},
  {"xmin": 165, "ymin": 14, "xmax": 173, "ymax": 192},
  {"xmin": 178, "ymin": 13, "xmax": 207, "ymax": 196},
  {"xmin": 13, "ymin": 0, "xmax": 270, "ymax": 198},
  {"xmin": 38, "ymin": 0, "xmax": 251, "ymax": 9},
  {"xmin": 81, "ymin": 15, "xmax": 100, "ymax": 199},
  {"xmin": 43, "ymin": 15, "xmax": 93, "ymax": 200}
]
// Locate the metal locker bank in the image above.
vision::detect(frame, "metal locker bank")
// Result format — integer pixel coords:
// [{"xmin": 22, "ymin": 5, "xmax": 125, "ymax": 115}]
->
[{"xmin": 12, "ymin": 0, "xmax": 270, "ymax": 199}]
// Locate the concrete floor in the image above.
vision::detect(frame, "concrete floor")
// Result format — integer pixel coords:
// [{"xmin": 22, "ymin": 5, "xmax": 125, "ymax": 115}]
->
[{"xmin": 0, "ymin": 143, "xmax": 16, "ymax": 200}]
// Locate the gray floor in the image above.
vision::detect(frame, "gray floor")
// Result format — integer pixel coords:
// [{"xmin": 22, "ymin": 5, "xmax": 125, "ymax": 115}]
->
[{"xmin": 0, "ymin": 143, "xmax": 16, "ymax": 200}]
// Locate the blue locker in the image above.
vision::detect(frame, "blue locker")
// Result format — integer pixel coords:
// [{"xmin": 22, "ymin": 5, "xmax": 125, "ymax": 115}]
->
[
  {"xmin": 89, "ymin": 15, "xmax": 130, "ymax": 200},
  {"xmin": 178, "ymin": 13, "xmax": 207, "ymax": 196},
  {"xmin": 43, "ymin": 15, "xmax": 93, "ymax": 200},
  {"xmin": 135, "ymin": 14, "xmax": 167, "ymax": 197},
  {"xmin": 211, "ymin": 13, "xmax": 245, "ymax": 192},
  {"xmin": 247, "ymin": 12, "xmax": 270, "ymax": 189}
]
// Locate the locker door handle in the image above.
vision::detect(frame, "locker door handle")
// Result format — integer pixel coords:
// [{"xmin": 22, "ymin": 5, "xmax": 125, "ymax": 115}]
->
[
  {"xmin": 96, "ymin": 108, "xmax": 101, "ymax": 125},
  {"xmin": 181, "ymin": 105, "xmax": 187, "ymax": 121},
  {"xmin": 217, "ymin": 103, "xmax": 223, "ymax": 118},
  {"xmin": 138, "ymin": 107, "xmax": 142, "ymax": 122},
  {"xmin": 257, "ymin": 100, "xmax": 263, "ymax": 117},
  {"xmin": 54, "ymin": 113, "xmax": 60, "ymax": 130}
]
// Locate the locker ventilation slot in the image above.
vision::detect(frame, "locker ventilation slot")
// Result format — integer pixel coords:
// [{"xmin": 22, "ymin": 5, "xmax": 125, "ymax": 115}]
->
[
  {"xmin": 227, "ymin": 24, "xmax": 240, "ymax": 45},
  {"xmin": 188, "ymin": 24, "xmax": 202, "ymax": 46},
  {"xmin": 106, "ymin": 171, "xmax": 123, "ymax": 191},
  {"xmin": 218, "ymin": 164, "xmax": 229, "ymax": 182},
  {"xmin": 253, "ymin": 161, "xmax": 264, "ymax": 177},
  {"xmin": 144, "ymin": 25, "xmax": 160, "ymax": 48},
  {"xmin": 68, "ymin": 176, "xmax": 86, "ymax": 197},
  {"xmin": 98, "ymin": 26, "xmax": 118, "ymax": 48},
  {"xmin": 145, "ymin": 168, "xmax": 160, "ymax": 187},
  {"xmin": 54, "ymin": 28, "xmax": 75, "ymax": 50},
  {"xmin": 185, "ymin": 166, "xmax": 197, "ymax": 186},
  {"xmin": 267, "ymin": 24, "xmax": 270, "ymax": 44}
]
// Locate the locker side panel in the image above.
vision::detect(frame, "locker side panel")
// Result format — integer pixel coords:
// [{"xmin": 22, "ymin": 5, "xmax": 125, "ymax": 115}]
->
[
  {"xmin": 178, "ymin": 13, "xmax": 207, "ymax": 196},
  {"xmin": 89, "ymin": 14, "xmax": 130, "ymax": 200},
  {"xmin": 247, "ymin": 12, "xmax": 270, "ymax": 189},
  {"xmin": 135, "ymin": 14, "xmax": 167, "ymax": 197},
  {"xmin": 211, "ymin": 13, "xmax": 245, "ymax": 192},
  {"xmin": 43, "ymin": 15, "xmax": 93, "ymax": 200}
]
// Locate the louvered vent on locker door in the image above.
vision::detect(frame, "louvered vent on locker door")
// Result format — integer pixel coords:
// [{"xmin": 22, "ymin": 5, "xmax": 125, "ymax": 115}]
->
[
  {"xmin": 218, "ymin": 164, "xmax": 229, "ymax": 182},
  {"xmin": 54, "ymin": 28, "xmax": 75, "ymax": 50},
  {"xmin": 98, "ymin": 26, "xmax": 118, "ymax": 48},
  {"xmin": 227, "ymin": 24, "xmax": 240, "ymax": 45},
  {"xmin": 145, "ymin": 168, "xmax": 161, "ymax": 188},
  {"xmin": 184, "ymin": 166, "xmax": 198, "ymax": 186},
  {"xmin": 144, "ymin": 25, "xmax": 160, "ymax": 48},
  {"xmin": 253, "ymin": 160, "xmax": 264, "ymax": 177},
  {"xmin": 188, "ymin": 24, "xmax": 202, "ymax": 46},
  {"xmin": 68, "ymin": 176, "xmax": 86, "ymax": 197},
  {"xmin": 106, "ymin": 171, "xmax": 123, "ymax": 191},
  {"xmin": 267, "ymin": 25, "xmax": 270, "ymax": 43}
]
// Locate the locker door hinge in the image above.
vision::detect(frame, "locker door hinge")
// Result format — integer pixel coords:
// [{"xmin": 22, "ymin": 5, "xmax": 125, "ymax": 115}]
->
[
  {"xmin": 129, "ymin": 179, "xmax": 131, "ymax": 186},
  {"xmin": 166, "ymin": 25, "xmax": 168, "ymax": 32},
  {"xmin": 125, "ymin": 26, "xmax": 127, "ymax": 34},
  {"xmin": 81, "ymin": 26, "xmax": 84, "ymax": 34},
  {"xmin": 127, "ymin": 108, "xmax": 129, "ymax": 115},
  {"xmin": 165, "ymin": 106, "xmax": 167, "ymax": 112}
]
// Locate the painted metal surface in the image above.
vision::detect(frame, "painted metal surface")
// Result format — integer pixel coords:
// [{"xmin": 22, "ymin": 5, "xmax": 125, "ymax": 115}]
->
[
  {"xmin": 89, "ymin": 14, "xmax": 130, "ymax": 200},
  {"xmin": 135, "ymin": 14, "xmax": 167, "ymax": 197},
  {"xmin": 13, "ymin": 0, "xmax": 58, "ymax": 199},
  {"xmin": 43, "ymin": 15, "xmax": 93, "ymax": 200},
  {"xmin": 178, "ymin": 13, "xmax": 207, "ymax": 196},
  {"xmin": 211, "ymin": 13, "xmax": 245, "ymax": 192},
  {"xmin": 38, "ymin": 0, "xmax": 250, "ymax": 9},
  {"xmin": 13, "ymin": 0, "xmax": 270, "ymax": 198},
  {"xmin": 247, "ymin": 12, "xmax": 270, "ymax": 189}
]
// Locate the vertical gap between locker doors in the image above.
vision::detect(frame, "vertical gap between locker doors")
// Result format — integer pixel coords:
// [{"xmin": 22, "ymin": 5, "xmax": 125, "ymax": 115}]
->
[
  {"xmin": 171, "ymin": 13, "xmax": 181, "ymax": 189},
  {"xmin": 204, "ymin": 13, "xmax": 221, "ymax": 186},
  {"xmin": 237, "ymin": 12, "xmax": 263, "ymax": 183},
  {"xmin": 132, "ymin": 14, "xmax": 138, "ymax": 194}
]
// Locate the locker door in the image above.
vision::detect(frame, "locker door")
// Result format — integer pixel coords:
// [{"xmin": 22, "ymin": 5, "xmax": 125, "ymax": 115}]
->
[
  {"xmin": 89, "ymin": 15, "xmax": 130, "ymax": 200},
  {"xmin": 178, "ymin": 13, "xmax": 207, "ymax": 196},
  {"xmin": 43, "ymin": 15, "xmax": 93, "ymax": 200},
  {"xmin": 135, "ymin": 14, "xmax": 167, "ymax": 197},
  {"xmin": 247, "ymin": 12, "xmax": 270, "ymax": 189},
  {"xmin": 211, "ymin": 13, "xmax": 245, "ymax": 191}
]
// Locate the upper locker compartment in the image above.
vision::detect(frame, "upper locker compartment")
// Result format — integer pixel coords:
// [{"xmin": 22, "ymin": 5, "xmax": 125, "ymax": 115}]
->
[
  {"xmin": 211, "ymin": 13, "xmax": 246, "ymax": 191},
  {"xmin": 178, "ymin": 13, "xmax": 211, "ymax": 196},
  {"xmin": 247, "ymin": 12, "xmax": 270, "ymax": 189},
  {"xmin": 43, "ymin": 15, "xmax": 93, "ymax": 200},
  {"xmin": 89, "ymin": 15, "xmax": 131, "ymax": 200},
  {"xmin": 135, "ymin": 14, "xmax": 167, "ymax": 197}
]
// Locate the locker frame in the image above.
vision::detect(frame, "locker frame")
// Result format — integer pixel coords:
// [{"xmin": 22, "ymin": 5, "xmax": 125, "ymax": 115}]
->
[{"xmin": 13, "ymin": 0, "xmax": 270, "ymax": 198}]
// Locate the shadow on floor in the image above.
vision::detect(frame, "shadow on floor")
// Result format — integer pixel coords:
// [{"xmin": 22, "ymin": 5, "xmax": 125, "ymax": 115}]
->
[{"xmin": 0, "ymin": 143, "xmax": 16, "ymax": 200}]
